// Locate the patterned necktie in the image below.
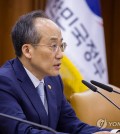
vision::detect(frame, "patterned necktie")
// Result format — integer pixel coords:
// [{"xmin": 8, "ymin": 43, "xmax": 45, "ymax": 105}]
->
[{"xmin": 37, "ymin": 82, "xmax": 48, "ymax": 114}]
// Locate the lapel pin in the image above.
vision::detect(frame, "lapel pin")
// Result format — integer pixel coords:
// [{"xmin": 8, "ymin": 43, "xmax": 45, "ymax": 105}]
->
[{"xmin": 48, "ymin": 85, "xmax": 52, "ymax": 89}]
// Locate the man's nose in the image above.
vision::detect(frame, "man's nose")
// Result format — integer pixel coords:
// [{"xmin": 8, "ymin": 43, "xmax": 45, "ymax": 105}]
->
[{"xmin": 55, "ymin": 48, "xmax": 63, "ymax": 59}]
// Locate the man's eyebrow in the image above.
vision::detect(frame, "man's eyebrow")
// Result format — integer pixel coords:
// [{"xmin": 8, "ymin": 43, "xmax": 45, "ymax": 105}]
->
[{"xmin": 49, "ymin": 37, "xmax": 63, "ymax": 41}]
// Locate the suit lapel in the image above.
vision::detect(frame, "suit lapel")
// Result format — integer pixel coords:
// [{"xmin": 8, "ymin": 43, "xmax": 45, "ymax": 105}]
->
[
  {"xmin": 21, "ymin": 79, "xmax": 48, "ymax": 125},
  {"xmin": 12, "ymin": 58, "xmax": 48, "ymax": 125},
  {"xmin": 44, "ymin": 78, "xmax": 57, "ymax": 128}
]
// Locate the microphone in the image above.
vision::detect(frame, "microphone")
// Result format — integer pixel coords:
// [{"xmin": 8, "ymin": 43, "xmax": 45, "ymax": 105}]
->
[
  {"xmin": 0, "ymin": 113, "xmax": 57, "ymax": 134},
  {"xmin": 91, "ymin": 80, "xmax": 120, "ymax": 95},
  {"xmin": 82, "ymin": 80, "xmax": 97, "ymax": 92},
  {"xmin": 82, "ymin": 80, "xmax": 120, "ymax": 110}
]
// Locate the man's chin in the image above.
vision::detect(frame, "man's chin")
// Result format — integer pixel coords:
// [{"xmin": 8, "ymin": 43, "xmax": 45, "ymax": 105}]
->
[{"xmin": 48, "ymin": 71, "xmax": 60, "ymax": 77}]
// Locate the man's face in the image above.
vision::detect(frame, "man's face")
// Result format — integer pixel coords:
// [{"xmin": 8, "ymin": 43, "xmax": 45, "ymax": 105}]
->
[{"xmin": 24, "ymin": 19, "xmax": 64, "ymax": 79}]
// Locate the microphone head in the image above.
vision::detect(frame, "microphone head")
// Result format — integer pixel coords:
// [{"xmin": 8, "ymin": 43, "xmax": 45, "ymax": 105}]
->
[
  {"xmin": 82, "ymin": 80, "xmax": 97, "ymax": 92},
  {"xmin": 90, "ymin": 80, "xmax": 113, "ymax": 92}
]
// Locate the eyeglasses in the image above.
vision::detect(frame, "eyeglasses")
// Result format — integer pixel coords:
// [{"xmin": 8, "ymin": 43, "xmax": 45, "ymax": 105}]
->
[{"xmin": 34, "ymin": 42, "xmax": 67, "ymax": 52}]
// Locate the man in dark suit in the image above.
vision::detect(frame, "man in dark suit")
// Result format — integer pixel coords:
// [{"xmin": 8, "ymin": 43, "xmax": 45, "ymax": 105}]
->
[{"xmin": 0, "ymin": 10, "xmax": 118, "ymax": 134}]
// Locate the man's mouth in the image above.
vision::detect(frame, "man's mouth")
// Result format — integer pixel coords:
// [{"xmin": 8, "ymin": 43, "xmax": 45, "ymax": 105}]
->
[{"xmin": 53, "ymin": 63, "xmax": 61, "ymax": 70}]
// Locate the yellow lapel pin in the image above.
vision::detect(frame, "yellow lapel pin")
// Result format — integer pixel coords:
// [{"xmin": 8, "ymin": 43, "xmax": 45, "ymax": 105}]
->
[{"xmin": 48, "ymin": 85, "xmax": 52, "ymax": 89}]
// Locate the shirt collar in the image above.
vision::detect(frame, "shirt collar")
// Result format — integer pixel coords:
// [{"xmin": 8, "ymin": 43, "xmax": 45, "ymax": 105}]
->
[{"xmin": 24, "ymin": 67, "xmax": 44, "ymax": 88}]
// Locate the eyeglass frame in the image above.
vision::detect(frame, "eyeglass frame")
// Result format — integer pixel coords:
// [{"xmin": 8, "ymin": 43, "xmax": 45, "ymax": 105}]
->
[{"xmin": 33, "ymin": 42, "xmax": 67, "ymax": 52}]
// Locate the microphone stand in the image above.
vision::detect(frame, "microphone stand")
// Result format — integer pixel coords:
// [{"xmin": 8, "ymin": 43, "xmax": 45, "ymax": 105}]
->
[
  {"xmin": 113, "ymin": 90, "xmax": 120, "ymax": 95},
  {"xmin": 97, "ymin": 91, "xmax": 120, "ymax": 110},
  {"xmin": 0, "ymin": 113, "xmax": 57, "ymax": 134},
  {"xmin": 82, "ymin": 80, "xmax": 120, "ymax": 110}
]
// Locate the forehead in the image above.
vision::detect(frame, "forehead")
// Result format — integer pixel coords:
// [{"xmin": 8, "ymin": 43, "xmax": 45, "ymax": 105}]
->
[{"xmin": 34, "ymin": 18, "xmax": 62, "ymax": 41}]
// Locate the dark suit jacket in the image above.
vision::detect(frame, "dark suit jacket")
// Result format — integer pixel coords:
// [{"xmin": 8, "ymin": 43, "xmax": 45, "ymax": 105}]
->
[{"xmin": 0, "ymin": 58, "xmax": 110, "ymax": 134}]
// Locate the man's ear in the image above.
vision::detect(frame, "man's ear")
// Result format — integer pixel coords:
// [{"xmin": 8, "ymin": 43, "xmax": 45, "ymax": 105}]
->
[{"xmin": 22, "ymin": 44, "xmax": 32, "ymax": 59}]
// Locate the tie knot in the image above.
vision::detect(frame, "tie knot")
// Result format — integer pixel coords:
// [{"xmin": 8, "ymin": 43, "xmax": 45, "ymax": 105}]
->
[
  {"xmin": 37, "ymin": 82, "xmax": 44, "ymax": 96},
  {"xmin": 38, "ymin": 82, "xmax": 44, "ymax": 87}
]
